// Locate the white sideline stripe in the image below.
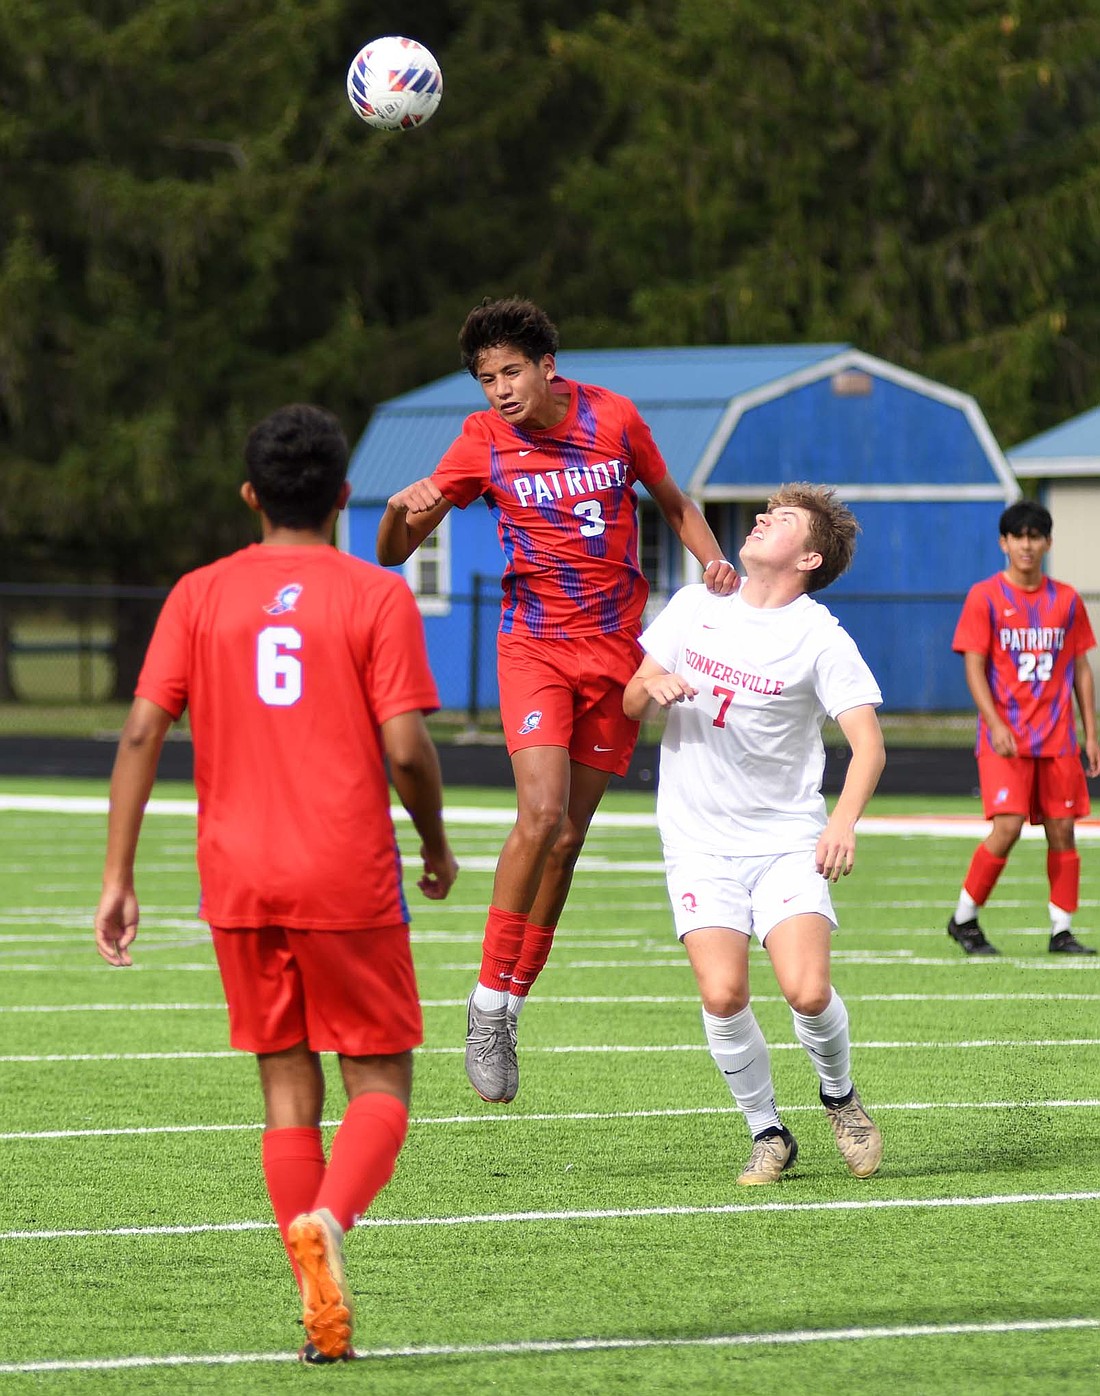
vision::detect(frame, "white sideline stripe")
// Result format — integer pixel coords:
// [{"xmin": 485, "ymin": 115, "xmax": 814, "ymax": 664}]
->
[
  {"xmin": 2, "ymin": 1038, "xmax": 1100, "ymax": 1055},
  {"xmin": 2, "ymin": 993, "xmax": 1100, "ymax": 1016},
  {"xmin": 3, "ymin": 1037, "xmax": 1100, "ymax": 1057},
  {"xmin": 1, "ymin": 1317, "xmax": 1097, "ymax": 1373},
  {"xmin": 5, "ymin": 1191, "xmax": 1100, "ymax": 1241},
  {"xmin": 6, "ymin": 794, "xmax": 1100, "ymax": 841},
  {"xmin": 4, "ymin": 1098, "xmax": 1100, "ymax": 1143}
]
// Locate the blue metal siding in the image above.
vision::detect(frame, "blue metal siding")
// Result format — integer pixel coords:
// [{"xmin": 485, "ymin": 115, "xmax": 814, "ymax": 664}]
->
[
  {"xmin": 827, "ymin": 499, "xmax": 1005, "ymax": 710},
  {"xmin": 712, "ymin": 376, "xmax": 993, "ymax": 487}
]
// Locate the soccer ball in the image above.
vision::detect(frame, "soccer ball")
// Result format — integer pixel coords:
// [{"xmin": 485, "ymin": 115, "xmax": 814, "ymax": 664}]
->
[{"xmin": 346, "ymin": 36, "xmax": 443, "ymax": 131}]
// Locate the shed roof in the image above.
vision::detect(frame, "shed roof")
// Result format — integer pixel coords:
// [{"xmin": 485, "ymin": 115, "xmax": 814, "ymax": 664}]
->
[
  {"xmin": 1007, "ymin": 404, "xmax": 1100, "ymax": 478},
  {"xmin": 348, "ymin": 343, "xmax": 1017, "ymax": 503}
]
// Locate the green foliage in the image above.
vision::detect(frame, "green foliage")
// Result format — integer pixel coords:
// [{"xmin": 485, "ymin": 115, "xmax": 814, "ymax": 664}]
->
[{"xmin": 4, "ymin": 2, "xmax": 1100, "ymax": 582}]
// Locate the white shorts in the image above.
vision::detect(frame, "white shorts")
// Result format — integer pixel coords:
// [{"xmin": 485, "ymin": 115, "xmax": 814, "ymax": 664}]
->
[{"xmin": 664, "ymin": 848, "xmax": 837, "ymax": 945}]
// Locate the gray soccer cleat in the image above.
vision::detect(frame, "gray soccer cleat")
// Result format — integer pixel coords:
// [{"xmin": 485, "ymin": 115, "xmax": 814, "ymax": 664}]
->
[
  {"xmin": 822, "ymin": 1087, "xmax": 883, "ymax": 1178},
  {"xmin": 465, "ymin": 992, "xmax": 518, "ymax": 1102},
  {"xmin": 737, "ymin": 1127, "xmax": 799, "ymax": 1185}
]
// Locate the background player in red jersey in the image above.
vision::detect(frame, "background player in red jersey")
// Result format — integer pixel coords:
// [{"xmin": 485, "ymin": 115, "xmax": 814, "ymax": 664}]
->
[
  {"xmin": 94, "ymin": 404, "xmax": 458, "ymax": 1362},
  {"xmin": 947, "ymin": 500, "xmax": 1100, "ymax": 956},
  {"xmin": 377, "ymin": 297, "xmax": 737, "ymax": 1103}
]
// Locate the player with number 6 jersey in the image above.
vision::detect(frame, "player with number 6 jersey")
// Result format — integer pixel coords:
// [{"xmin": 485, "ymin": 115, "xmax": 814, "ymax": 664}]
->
[
  {"xmin": 378, "ymin": 297, "xmax": 738, "ymax": 1104},
  {"xmin": 94, "ymin": 404, "xmax": 458, "ymax": 1362}
]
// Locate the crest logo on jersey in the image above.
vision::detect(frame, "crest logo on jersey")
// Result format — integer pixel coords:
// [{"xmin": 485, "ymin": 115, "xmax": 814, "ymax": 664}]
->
[
  {"xmin": 681, "ymin": 892, "xmax": 697, "ymax": 914},
  {"xmin": 518, "ymin": 709, "xmax": 543, "ymax": 735},
  {"xmin": 264, "ymin": 583, "xmax": 303, "ymax": 616}
]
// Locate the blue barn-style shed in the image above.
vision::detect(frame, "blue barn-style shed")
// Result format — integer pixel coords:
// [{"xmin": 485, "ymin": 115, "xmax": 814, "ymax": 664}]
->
[{"xmin": 344, "ymin": 346, "xmax": 1019, "ymax": 713}]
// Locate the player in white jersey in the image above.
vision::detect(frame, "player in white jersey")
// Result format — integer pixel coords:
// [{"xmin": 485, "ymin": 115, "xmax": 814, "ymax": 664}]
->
[{"xmin": 624, "ymin": 483, "xmax": 886, "ymax": 1184}]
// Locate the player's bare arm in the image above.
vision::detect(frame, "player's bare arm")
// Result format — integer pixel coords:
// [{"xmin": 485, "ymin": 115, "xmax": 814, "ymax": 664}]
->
[
  {"xmin": 95, "ymin": 697, "xmax": 175, "ymax": 966},
  {"xmin": 962, "ymin": 650, "xmax": 1017, "ymax": 757},
  {"xmin": 381, "ymin": 709, "xmax": 458, "ymax": 899},
  {"xmin": 623, "ymin": 654, "xmax": 699, "ymax": 721},
  {"xmin": 646, "ymin": 474, "xmax": 738, "ymax": 596},
  {"xmin": 1073, "ymin": 653, "xmax": 1100, "ymax": 777},
  {"xmin": 376, "ymin": 480, "xmax": 453, "ymax": 565},
  {"xmin": 815, "ymin": 704, "xmax": 885, "ymax": 882}
]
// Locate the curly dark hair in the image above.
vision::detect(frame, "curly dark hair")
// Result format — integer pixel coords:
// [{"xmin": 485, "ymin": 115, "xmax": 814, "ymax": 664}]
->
[
  {"xmin": 243, "ymin": 404, "xmax": 348, "ymax": 530},
  {"xmin": 999, "ymin": 499, "xmax": 1052, "ymax": 538},
  {"xmin": 459, "ymin": 297, "xmax": 560, "ymax": 376},
  {"xmin": 766, "ymin": 483, "xmax": 860, "ymax": 593}
]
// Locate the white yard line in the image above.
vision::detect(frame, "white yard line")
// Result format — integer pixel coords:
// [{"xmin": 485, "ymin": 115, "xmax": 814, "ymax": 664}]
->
[
  {"xmin": 1, "ymin": 1316, "xmax": 1097, "ymax": 1374},
  {"xmin": 3, "ymin": 1098, "xmax": 1100, "ymax": 1143},
  {"xmin": 5, "ymin": 793, "xmax": 1100, "ymax": 841},
  {"xmin": 5, "ymin": 1191, "xmax": 1100, "ymax": 1242}
]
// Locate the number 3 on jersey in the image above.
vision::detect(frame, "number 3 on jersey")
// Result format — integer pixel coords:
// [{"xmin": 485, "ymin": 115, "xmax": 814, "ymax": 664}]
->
[
  {"xmin": 572, "ymin": 499, "xmax": 605, "ymax": 537},
  {"xmin": 257, "ymin": 626, "xmax": 302, "ymax": 706}
]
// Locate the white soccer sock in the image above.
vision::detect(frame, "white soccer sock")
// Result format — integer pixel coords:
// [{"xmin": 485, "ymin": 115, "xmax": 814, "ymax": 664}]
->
[
  {"xmin": 791, "ymin": 989, "xmax": 852, "ymax": 1100},
  {"xmin": 1049, "ymin": 902, "xmax": 1073, "ymax": 934},
  {"xmin": 507, "ymin": 993, "xmax": 529, "ymax": 1019},
  {"xmin": 701, "ymin": 1006, "xmax": 781, "ymax": 1137},
  {"xmin": 471, "ymin": 983, "xmax": 509, "ymax": 1012},
  {"xmin": 954, "ymin": 891, "xmax": 980, "ymax": 923}
]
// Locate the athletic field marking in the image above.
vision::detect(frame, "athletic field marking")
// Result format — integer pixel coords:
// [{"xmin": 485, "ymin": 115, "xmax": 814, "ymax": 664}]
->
[
  {"xmin": 5, "ymin": 1191, "xmax": 1100, "ymax": 1242},
  {"xmin": 1, "ymin": 1316, "xmax": 1096, "ymax": 1374},
  {"xmin": 6, "ymin": 794, "xmax": 1100, "ymax": 841},
  {"xmin": 3, "ymin": 1098, "xmax": 1099, "ymax": 1143},
  {"xmin": 2, "ymin": 1038, "xmax": 1100, "ymax": 1055},
  {"xmin": 3, "ymin": 1034, "xmax": 1099, "ymax": 1053}
]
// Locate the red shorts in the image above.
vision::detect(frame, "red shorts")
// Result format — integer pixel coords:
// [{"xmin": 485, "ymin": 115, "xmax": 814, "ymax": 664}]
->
[
  {"xmin": 497, "ymin": 630, "xmax": 642, "ymax": 777},
  {"xmin": 210, "ymin": 923, "xmax": 423, "ymax": 1056},
  {"xmin": 976, "ymin": 750, "xmax": 1090, "ymax": 824}
]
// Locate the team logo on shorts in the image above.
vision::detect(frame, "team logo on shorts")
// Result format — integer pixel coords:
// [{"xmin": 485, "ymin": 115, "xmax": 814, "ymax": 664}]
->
[
  {"xmin": 518, "ymin": 709, "xmax": 543, "ymax": 735},
  {"xmin": 681, "ymin": 892, "xmax": 697, "ymax": 914},
  {"xmin": 994, "ymin": 786, "xmax": 1009, "ymax": 806},
  {"xmin": 264, "ymin": 583, "xmax": 303, "ymax": 616}
]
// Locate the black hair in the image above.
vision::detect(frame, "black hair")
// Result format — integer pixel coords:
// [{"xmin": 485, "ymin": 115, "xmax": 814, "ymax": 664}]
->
[
  {"xmin": 243, "ymin": 404, "xmax": 348, "ymax": 530},
  {"xmin": 999, "ymin": 499, "xmax": 1052, "ymax": 538},
  {"xmin": 459, "ymin": 297, "xmax": 560, "ymax": 376}
]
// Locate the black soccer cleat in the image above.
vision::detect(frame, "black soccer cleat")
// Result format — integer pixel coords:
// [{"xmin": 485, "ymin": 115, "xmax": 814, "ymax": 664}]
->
[
  {"xmin": 298, "ymin": 1341, "xmax": 356, "ymax": 1364},
  {"xmin": 1049, "ymin": 930, "xmax": 1098, "ymax": 955},
  {"xmin": 947, "ymin": 916, "xmax": 999, "ymax": 956}
]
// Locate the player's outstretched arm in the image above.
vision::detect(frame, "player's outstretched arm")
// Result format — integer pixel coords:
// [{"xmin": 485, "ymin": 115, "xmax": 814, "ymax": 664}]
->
[
  {"xmin": 816, "ymin": 704, "xmax": 886, "ymax": 882},
  {"xmin": 376, "ymin": 480, "xmax": 453, "ymax": 565},
  {"xmin": 95, "ymin": 697, "xmax": 174, "ymax": 966},
  {"xmin": 647, "ymin": 475, "xmax": 738, "ymax": 596},
  {"xmin": 623, "ymin": 654, "xmax": 698, "ymax": 721},
  {"xmin": 1073, "ymin": 653, "xmax": 1100, "ymax": 777},
  {"xmin": 381, "ymin": 709, "xmax": 458, "ymax": 899}
]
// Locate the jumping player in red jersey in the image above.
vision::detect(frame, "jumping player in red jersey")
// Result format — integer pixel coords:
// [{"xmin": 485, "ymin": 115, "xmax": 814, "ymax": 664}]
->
[
  {"xmin": 377, "ymin": 297, "xmax": 738, "ymax": 1103},
  {"xmin": 947, "ymin": 500, "xmax": 1100, "ymax": 956},
  {"xmin": 94, "ymin": 404, "xmax": 458, "ymax": 1363}
]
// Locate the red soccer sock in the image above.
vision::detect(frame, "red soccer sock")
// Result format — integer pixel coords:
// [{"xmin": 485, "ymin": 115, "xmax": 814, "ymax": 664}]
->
[
  {"xmin": 963, "ymin": 845, "xmax": 1008, "ymax": 907},
  {"xmin": 1048, "ymin": 849, "xmax": 1080, "ymax": 913},
  {"xmin": 261, "ymin": 1126, "xmax": 326, "ymax": 1288},
  {"xmin": 476, "ymin": 905, "xmax": 529, "ymax": 992},
  {"xmin": 313, "ymin": 1092, "xmax": 409, "ymax": 1235},
  {"xmin": 511, "ymin": 922, "xmax": 557, "ymax": 999}
]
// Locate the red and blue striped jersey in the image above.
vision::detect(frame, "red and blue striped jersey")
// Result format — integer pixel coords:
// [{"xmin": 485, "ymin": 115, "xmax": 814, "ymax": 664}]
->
[
  {"xmin": 953, "ymin": 572, "xmax": 1096, "ymax": 757},
  {"xmin": 432, "ymin": 379, "xmax": 669, "ymax": 639}
]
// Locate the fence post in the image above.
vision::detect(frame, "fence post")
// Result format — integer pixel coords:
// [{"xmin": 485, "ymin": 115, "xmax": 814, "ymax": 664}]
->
[{"xmin": 467, "ymin": 573, "xmax": 484, "ymax": 725}]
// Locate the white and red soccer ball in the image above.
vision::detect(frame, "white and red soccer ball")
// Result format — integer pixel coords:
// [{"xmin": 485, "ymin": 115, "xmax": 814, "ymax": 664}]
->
[{"xmin": 346, "ymin": 36, "xmax": 443, "ymax": 131}]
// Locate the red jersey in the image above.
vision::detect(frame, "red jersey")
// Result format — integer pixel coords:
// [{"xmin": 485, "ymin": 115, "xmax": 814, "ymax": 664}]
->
[
  {"xmin": 953, "ymin": 572, "xmax": 1096, "ymax": 758},
  {"xmin": 136, "ymin": 544, "xmax": 439, "ymax": 930},
  {"xmin": 432, "ymin": 378, "xmax": 669, "ymax": 640}
]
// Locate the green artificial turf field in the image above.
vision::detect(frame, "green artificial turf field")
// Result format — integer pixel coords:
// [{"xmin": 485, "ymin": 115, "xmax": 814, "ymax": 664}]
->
[{"xmin": 0, "ymin": 778, "xmax": 1097, "ymax": 1393}]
